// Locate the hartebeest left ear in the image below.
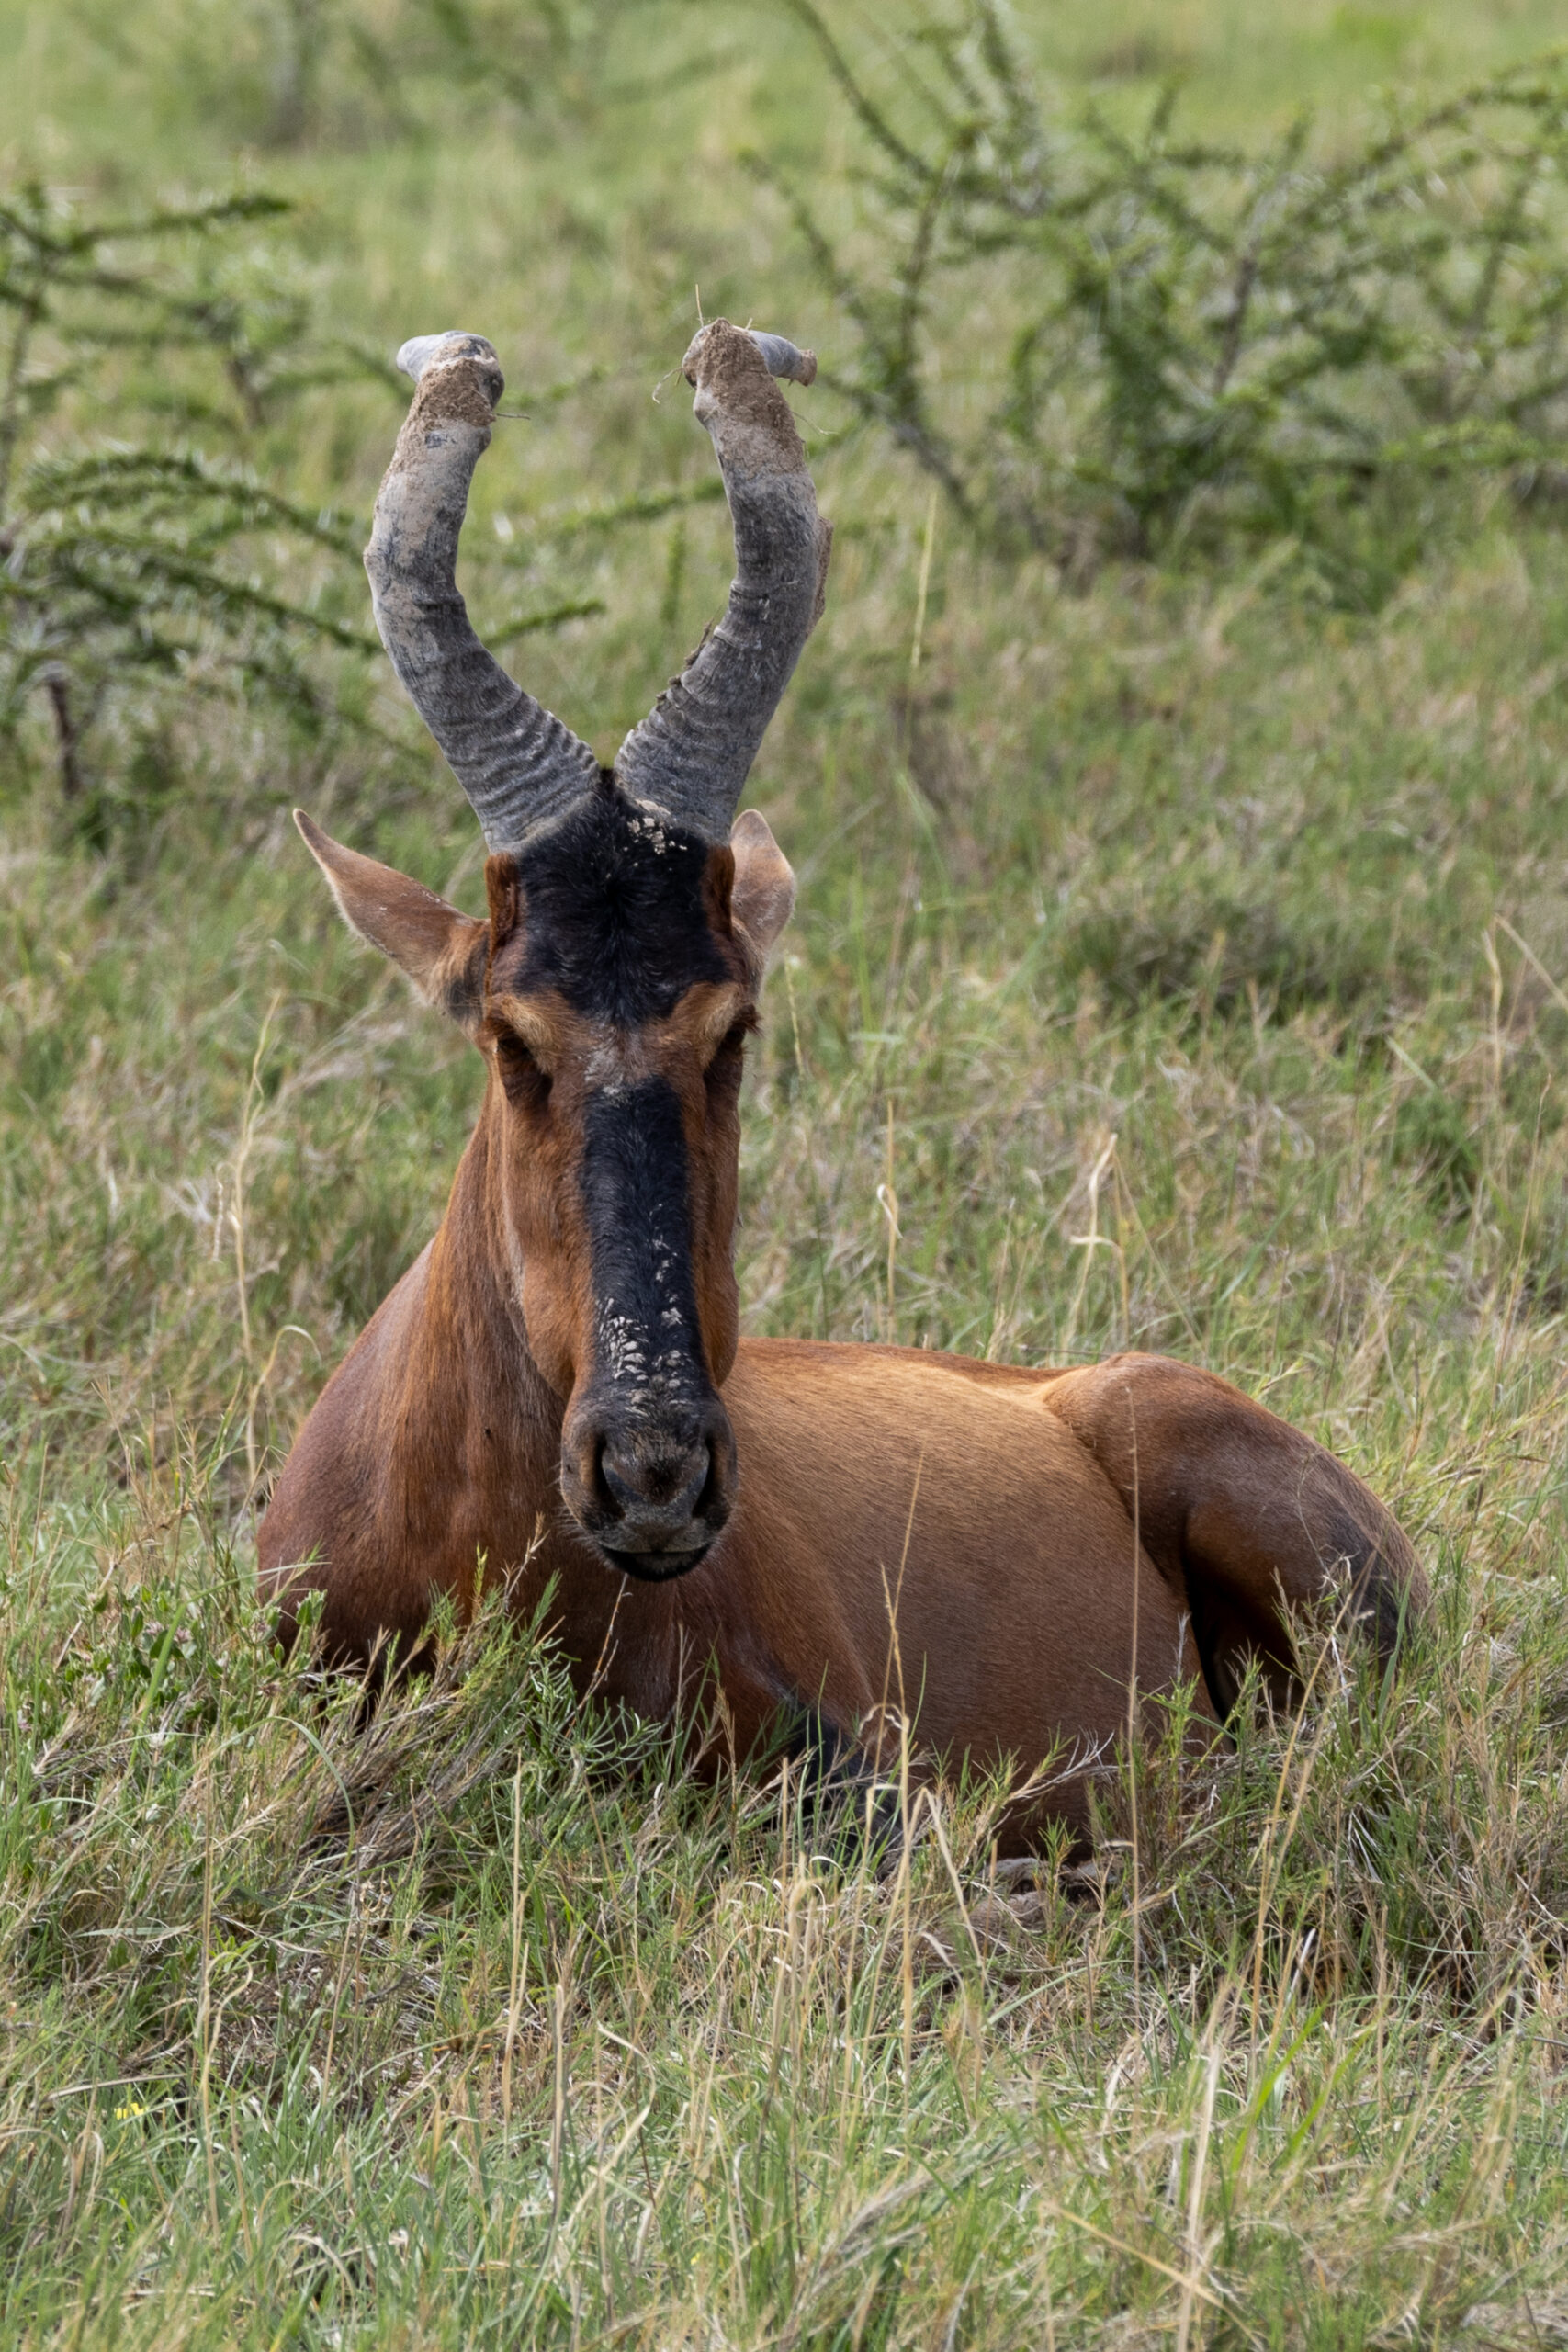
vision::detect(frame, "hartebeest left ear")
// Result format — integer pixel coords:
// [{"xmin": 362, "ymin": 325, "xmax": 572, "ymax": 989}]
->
[
  {"xmin": 728, "ymin": 810, "xmax": 795, "ymax": 976},
  {"xmin": 296, "ymin": 810, "xmax": 490, "ymax": 1036}
]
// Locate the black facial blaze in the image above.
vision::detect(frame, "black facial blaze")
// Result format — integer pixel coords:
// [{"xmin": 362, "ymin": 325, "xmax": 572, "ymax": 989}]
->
[
  {"xmin": 504, "ymin": 788, "xmax": 731, "ymax": 1023},
  {"xmin": 579, "ymin": 1077, "xmax": 714, "ymax": 1409}
]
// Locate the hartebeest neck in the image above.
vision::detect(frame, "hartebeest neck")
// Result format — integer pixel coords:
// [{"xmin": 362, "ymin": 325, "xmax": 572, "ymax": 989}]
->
[
  {"xmin": 437, "ymin": 1098, "xmax": 556, "ymax": 1387},
  {"xmin": 412, "ymin": 1103, "xmax": 570, "ymax": 1524}
]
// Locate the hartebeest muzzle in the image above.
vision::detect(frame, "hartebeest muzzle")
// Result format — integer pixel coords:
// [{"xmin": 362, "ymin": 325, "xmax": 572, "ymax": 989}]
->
[
  {"xmin": 558, "ymin": 1073, "xmax": 739, "ymax": 1572},
  {"xmin": 562, "ymin": 1392, "xmax": 738, "ymax": 1574}
]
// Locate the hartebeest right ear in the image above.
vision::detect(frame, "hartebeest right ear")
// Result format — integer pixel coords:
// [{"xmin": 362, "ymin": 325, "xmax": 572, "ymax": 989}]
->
[
  {"xmin": 296, "ymin": 810, "xmax": 490, "ymax": 1037},
  {"xmin": 728, "ymin": 809, "xmax": 795, "ymax": 978}
]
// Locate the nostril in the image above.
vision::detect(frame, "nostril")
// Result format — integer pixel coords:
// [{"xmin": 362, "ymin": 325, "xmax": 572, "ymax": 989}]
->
[
  {"xmin": 600, "ymin": 1449, "xmax": 642, "ymax": 1512},
  {"xmin": 694, "ymin": 1442, "xmax": 725, "ymax": 1521},
  {"xmin": 581, "ymin": 1430, "xmax": 613, "ymax": 1512},
  {"xmin": 675, "ymin": 1443, "xmax": 712, "ymax": 1520}
]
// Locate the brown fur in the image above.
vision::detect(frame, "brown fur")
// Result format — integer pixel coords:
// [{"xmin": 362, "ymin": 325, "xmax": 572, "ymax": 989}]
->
[{"xmin": 260, "ymin": 815, "xmax": 1428, "ymax": 1848}]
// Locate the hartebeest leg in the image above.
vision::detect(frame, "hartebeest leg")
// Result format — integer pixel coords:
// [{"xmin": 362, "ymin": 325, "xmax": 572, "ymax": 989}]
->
[{"xmin": 1042, "ymin": 1354, "xmax": 1427, "ymax": 1714}]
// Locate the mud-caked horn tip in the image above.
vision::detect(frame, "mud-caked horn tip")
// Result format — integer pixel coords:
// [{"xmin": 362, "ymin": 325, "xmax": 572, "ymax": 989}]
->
[
  {"xmin": 395, "ymin": 330, "xmax": 502, "ymax": 385},
  {"xmin": 615, "ymin": 317, "xmax": 831, "ymax": 840},
  {"xmin": 733, "ymin": 330, "xmax": 818, "ymax": 389},
  {"xmin": 365, "ymin": 326, "xmax": 598, "ymax": 852}
]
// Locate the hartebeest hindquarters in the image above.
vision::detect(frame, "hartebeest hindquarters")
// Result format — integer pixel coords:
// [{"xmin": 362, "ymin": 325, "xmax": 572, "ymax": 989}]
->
[{"xmin": 258, "ymin": 320, "xmax": 1427, "ymax": 1849}]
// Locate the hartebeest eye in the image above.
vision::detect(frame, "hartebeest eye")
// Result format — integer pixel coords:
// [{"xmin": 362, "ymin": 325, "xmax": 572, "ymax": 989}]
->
[
  {"xmin": 705, "ymin": 1010, "xmax": 756, "ymax": 1097},
  {"xmin": 493, "ymin": 1027, "xmax": 551, "ymax": 1109}
]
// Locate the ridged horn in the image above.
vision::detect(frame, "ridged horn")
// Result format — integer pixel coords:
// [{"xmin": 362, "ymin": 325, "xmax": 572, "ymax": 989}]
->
[
  {"xmin": 364, "ymin": 331, "xmax": 599, "ymax": 851},
  {"xmin": 615, "ymin": 321, "xmax": 832, "ymax": 841}
]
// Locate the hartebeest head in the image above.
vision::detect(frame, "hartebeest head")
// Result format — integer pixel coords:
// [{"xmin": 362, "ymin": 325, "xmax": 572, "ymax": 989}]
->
[{"xmin": 298, "ymin": 321, "xmax": 829, "ymax": 1577}]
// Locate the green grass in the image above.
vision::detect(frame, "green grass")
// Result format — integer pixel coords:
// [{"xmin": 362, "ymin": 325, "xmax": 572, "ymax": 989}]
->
[{"xmin": 5, "ymin": 2, "xmax": 1568, "ymax": 2343}]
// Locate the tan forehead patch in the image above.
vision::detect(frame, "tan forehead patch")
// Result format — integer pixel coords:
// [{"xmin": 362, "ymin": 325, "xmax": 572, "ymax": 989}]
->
[
  {"xmin": 646, "ymin": 981, "xmax": 751, "ymax": 1057},
  {"xmin": 485, "ymin": 989, "xmax": 574, "ymax": 1065}
]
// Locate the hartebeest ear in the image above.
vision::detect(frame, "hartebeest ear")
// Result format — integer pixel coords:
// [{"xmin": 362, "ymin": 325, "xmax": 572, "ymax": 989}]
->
[
  {"xmin": 295, "ymin": 809, "xmax": 490, "ymax": 1037},
  {"xmin": 728, "ymin": 810, "xmax": 795, "ymax": 976}
]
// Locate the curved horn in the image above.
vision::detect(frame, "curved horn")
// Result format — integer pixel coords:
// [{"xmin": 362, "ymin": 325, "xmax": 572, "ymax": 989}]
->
[
  {"xmin": 365, "ymin": 331, "xmax": 599, "ymax": 851},
  {"xmin": 615, "ymin": 321, "xmax": 832, "ymax": 840}
]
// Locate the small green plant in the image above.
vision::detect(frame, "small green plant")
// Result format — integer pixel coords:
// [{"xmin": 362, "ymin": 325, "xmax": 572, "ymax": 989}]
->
[
  {"xmin": 761, "ymin": 3, "xmax": 1568, "ymax": 594},
  {"xmin": 0, "ymin": 182, "xmax": 382, "ymax": 818}
]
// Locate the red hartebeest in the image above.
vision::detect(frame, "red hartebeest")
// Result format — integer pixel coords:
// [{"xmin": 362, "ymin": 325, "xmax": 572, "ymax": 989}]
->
[{"xmin": 258, "ymin": 321, "xmax": 1427, "ymax": 1846}]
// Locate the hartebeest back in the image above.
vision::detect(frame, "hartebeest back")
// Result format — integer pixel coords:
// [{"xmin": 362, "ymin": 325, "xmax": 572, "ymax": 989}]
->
[{"xmin": 258, "ymin": 321, "xmax": 1427, "ymax": 1848}]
